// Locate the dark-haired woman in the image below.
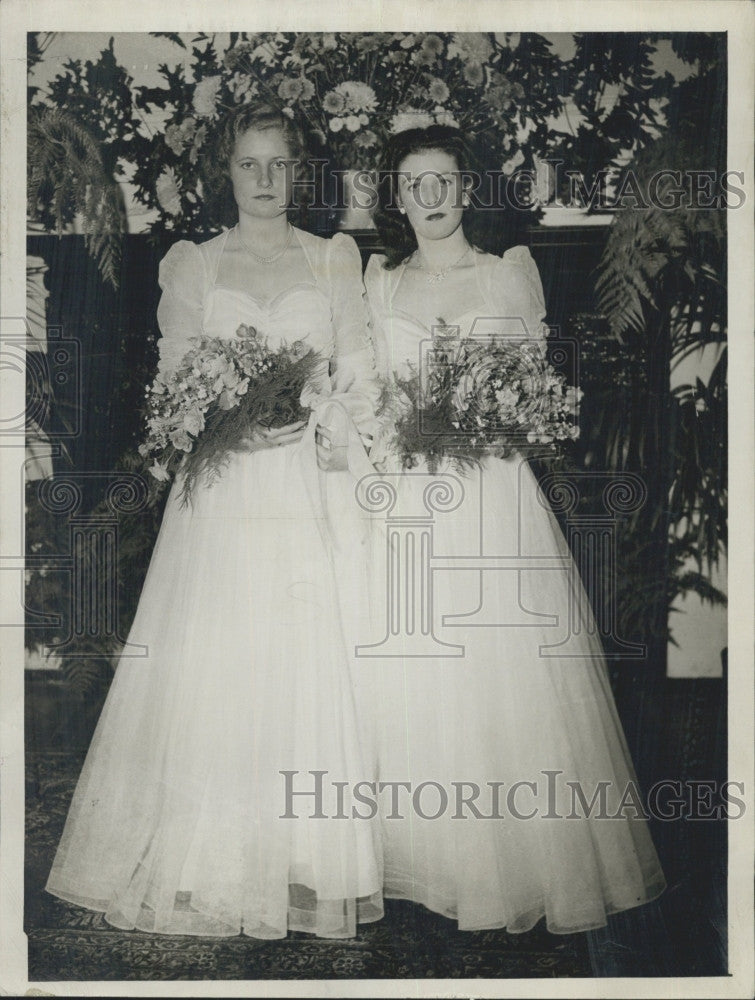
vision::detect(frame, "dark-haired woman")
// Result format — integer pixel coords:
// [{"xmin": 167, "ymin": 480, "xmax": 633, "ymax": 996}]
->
[
  {"xmin": 46, "ymin": 101, "xmax": 385, "ymax": 939},
  {"xmin": 359, "ymin": 125, "xmax": 666, "ymax": 935}
]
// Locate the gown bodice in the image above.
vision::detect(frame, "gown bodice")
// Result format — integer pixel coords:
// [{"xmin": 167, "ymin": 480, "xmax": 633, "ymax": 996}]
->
[
  {"xmin": 364, "ymin": 246, "xmax": 552, "ymax": 381},
  {"xmin": 202, "ymin": 229, "xmax": 337, "ymax": 358}
]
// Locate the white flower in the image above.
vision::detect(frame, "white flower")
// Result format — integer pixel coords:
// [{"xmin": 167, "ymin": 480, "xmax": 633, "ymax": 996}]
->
[
  {"xmin": 389, "ymin": 109, "xmax": 434, "ymax": 134},
  {"xmin": 182, "ymin": 407, "xmax": 205, "ymax": 436},
  {"xmin": 192, "ymin": 75, "xmax": 223, "ymax": 118},
  {"xmin": 447, "ymin": 32, "xmax": 493, "ymax": 66},
  {"xmin": 149, "ymin": 461, "xmax": 171, "ymax": 482},
  {"xmin": 155, "ymin": 167, "xmax": 182, "ymax": 216},
  {"xmin": 218, "ymin": 388, "xmax": 241, "ymax": 411},
  {"xmin": 330, "ymin": 81, "xmax": 378, "ymax": 114},
  {"xmin": 329, "ymin": 117, "xmax": 345, "ymax": 133},
  {"xmin": 323, "ymin": 90, "xmax": 346, "ymax": 114},
  {"xmin": 427, "ymin": 78, "xmax": 450, "ymax": 104},
  {"xmin": 433, "ymin": 108, "xmax": 459, "ymax": 128},
  {"xmin": 501, "ymin": 149, "xmax": 525, "ymax": 176},
  {"xmin": 344, "ymin": 115, "xmax": 364, "ymax": 133}
]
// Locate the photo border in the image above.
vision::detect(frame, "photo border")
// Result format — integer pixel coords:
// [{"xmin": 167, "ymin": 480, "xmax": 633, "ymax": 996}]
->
[{"xmin": 2, "ymin": 2, "xmax": 753, "ymax": 997}]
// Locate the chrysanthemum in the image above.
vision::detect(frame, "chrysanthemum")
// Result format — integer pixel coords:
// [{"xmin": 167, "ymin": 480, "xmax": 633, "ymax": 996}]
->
[
  {"xmin": 323, "ymin": 90, "xmax": 347, "ymax": 114},
  {"xmin": 193, "ymin": 76, "xmax": 223, "ymax": 118},
  {"xmin": 354, "ymin": 130, "xmax": 379, "ymax": 148},
  {"xmin": 356, "ymin": 33, "xmax": 381, "ymax": 53},
  {"xmin": 165, "ymin": 124, "xmax": 186, "ymax": 156},
  {"xmin": 427, "ymin": 78, "xmax": 450, "ymax": 103},
  {"xmin": 278, "ymin": 76, "xmax": 315, "ymax": 103},
  {"xmin": 463, "ymin": 63, "xmax": 485, "ymax": 87},
  {"xmin": 411, "ymin": 49, "xmax": 436, "ymax": 68},
  {"xmin": 155, "ymin": 167, "xmax": 182, "ymax": 216},
  {"xmin": 332, "ymin": 81, "xmax": 378, "ymax": 114},
  {"xmin": 421, "ymin": 34, "xmax": 444, "ymax": 55},
  {"xmin": 447, "ymin": 32, "xmax": 493, "ymax": 66}
]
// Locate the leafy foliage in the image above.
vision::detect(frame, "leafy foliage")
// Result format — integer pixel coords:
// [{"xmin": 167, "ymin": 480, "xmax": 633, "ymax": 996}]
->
[
  {"xmin": 27, "ymin": 37, "xmax": 140, "ymax": 287},
  {"xmin": 27, "ymin": 105, "xmax": 124, "ymax": 288}
]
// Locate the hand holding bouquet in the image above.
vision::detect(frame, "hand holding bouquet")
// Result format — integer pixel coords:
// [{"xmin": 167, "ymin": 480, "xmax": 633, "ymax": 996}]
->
[
  {"xmin": 139, "ymin": 324, "xmax": 321, "ymax": 504},
  {"xmin": 378, "ymin": 332, "xmax": 582, "ymax": 474}
]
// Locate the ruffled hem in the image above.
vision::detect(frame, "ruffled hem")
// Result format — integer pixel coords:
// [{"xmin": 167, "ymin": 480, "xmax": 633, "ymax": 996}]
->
[{"xmin": 46, "ymin": 883, "xmax": 386, "ymax": 939}]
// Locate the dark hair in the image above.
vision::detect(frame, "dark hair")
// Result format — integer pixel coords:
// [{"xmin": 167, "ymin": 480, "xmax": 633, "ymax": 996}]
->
[
  {"xmin": 201, "ymin": 100, "xmax": 309, "ymax": 230},
  {"xmin": 373, "ymin": 124, "xmax": 522, "ymax": 268}
]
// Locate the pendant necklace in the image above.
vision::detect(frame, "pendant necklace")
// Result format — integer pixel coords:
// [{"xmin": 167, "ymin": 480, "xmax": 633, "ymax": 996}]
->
[
  {"xmin": 414, "ymin": 244, "xmax": 472, "ymax": 284},
  {"xmin": 236, "ymin": 223, "xmax": 293, "ymax": 264}
]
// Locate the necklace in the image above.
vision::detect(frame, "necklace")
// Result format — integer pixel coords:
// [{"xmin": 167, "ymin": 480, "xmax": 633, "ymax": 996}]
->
[
  {"xmin": 236, "ymin": 223, "xmax": 293, "ymax": 264},
  {"xmin": 414, "ymin": 244, "xmax": 472, "ymax": 284}
]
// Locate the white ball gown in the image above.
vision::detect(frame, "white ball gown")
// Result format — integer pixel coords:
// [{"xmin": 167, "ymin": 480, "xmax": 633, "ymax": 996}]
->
[
  {"xmin": 351, "ymin": 247, "xmax": 667, "ymax": 934},
  {"xmin": 45, "ymin": 227, "xmax": 386, "ymax": 939}
]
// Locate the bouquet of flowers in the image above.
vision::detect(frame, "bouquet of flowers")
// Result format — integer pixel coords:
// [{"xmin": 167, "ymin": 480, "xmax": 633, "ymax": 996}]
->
[
  {"xmin": 139, "ymin": 324, "xmax": 321, "ymax": 504},
  {"xmin": 378, "ymin": 331, "xmax": 582, "ymax": 473}
]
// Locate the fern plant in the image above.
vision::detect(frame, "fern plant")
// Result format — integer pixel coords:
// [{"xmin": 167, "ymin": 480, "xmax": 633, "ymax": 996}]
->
[
  {"xmin": 27, "ymin": 105, "xmax": 124, "ymax": 288},
  {"xmin": 590, "ymin": 117, "xmax": 726, "ymax": 652}
]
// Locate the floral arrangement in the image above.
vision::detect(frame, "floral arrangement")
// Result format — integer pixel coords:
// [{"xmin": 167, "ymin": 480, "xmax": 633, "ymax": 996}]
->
[
  {"xmin": 139, "ymin": 325, "xmax": 320, "ymax": 504},
  {"xmin": 377, "ymin": 329, "xmax": 582, "ymax": 473},
  {"xmin": 132, "ymin": 31, "xmax": 566, "ymax": 233}
]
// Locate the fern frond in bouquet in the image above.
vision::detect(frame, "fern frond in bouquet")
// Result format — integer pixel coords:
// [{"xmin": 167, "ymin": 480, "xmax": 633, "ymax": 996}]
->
[
  {"xmin": 140, "ymin": 324, "xmax": 321, "ymax": 505},
  {"xmin": 379, "ymin": 335, "xmax": 582, "ymax": 474}
]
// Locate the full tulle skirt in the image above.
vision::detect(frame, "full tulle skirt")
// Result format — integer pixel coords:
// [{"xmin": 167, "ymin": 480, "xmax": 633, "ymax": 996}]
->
[
  {"xmin": 46, "ymin": 434, "xmax": 384, "ymax": 938},
  {"xmin": 339, "ymin": 452, "xmax": 666, "ymax": 934}
]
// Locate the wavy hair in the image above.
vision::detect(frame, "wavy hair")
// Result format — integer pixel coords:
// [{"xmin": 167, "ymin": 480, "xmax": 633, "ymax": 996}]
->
[
  {"xmin": 373, "ymin": 124, "xmax": 524, "ymax": 269},
  {"xmin": 201, "ymin": 100, "xmax": 309, "ymax": 230}
]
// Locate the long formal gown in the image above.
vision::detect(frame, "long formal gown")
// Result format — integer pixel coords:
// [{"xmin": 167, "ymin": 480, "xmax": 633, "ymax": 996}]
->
[
  {"xmin": 46, "ymin": 227, "xmax": 386, "ymax": 939},
  {"xmin": 352, "ymin": 246, "xmax": 667, "ymax": 934}
]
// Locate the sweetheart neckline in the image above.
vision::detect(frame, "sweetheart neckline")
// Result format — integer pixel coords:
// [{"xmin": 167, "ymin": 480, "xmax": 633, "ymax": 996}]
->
[
  {"xmin": 386, "ymin": 301, "xmax": 489, "ymax": 335},
  {"xmin": 212, "ymin": 281, "xmax": 327, "ymax": 311}
]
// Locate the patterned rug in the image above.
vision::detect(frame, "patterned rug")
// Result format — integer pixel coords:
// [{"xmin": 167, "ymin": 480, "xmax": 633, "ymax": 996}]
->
[{"xmin": 26, "ymin": 751, "xmax": 591, "ymax": 981}]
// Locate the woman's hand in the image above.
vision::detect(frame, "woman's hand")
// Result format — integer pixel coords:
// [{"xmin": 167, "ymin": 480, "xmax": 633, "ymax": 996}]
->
[
  {"xmin": 233, "ymin": 420, "xmax": 307, "ymax": 453},
  {"xmin": 315, "ymin": 423, "xmax": 349, "ymax": 472}
]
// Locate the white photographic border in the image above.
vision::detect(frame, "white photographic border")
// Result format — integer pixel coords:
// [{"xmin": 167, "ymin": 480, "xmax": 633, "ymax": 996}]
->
[{"xmin": 1, "ymin": 2, "xmax": 753, "ymax": 997}]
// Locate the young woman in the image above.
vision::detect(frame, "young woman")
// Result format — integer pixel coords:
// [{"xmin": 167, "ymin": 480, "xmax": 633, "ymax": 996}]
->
[
  {"xmin": 358, "ymin": 125, "xmax": 666, "ymax": 934},
  {"xmin": 45, "ymin": 101, "xmax": 385, "ymax": 939}
]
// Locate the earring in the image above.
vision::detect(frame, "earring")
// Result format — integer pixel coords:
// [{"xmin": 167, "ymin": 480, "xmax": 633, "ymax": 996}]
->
[{"xmin": 399, "ymin": 206, "xmax": 406, "ymax": 214}]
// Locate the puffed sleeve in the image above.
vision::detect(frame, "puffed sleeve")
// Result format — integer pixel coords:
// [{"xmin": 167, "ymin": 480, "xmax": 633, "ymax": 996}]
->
[
  {"xmin": 485, "ymin": 245, "xmax": 549, "ymax": 349},
  {"xmin": 155, "ymin": 240, "xmax": 207, "ymax": 378},
  {"xmin": 324, "ymin": 233, "xmax": 381, "ymax": 443}
]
